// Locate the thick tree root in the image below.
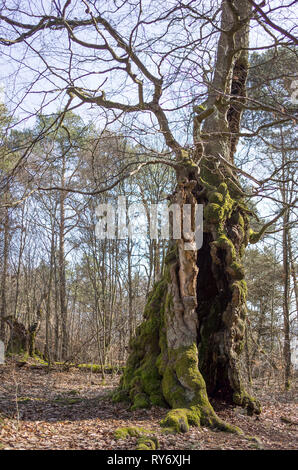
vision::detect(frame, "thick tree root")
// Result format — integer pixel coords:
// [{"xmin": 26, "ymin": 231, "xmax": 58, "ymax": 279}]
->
[
  {"xmin": 161, "ymin": 406, "xmax": 242, "ymax": 434},
  {"xmin": 159, "ymin": 342, "xmax": 243, "ymax": 434},
  {"xmin": 233, "ymin": 390, "xmax": 261, "ymax": 416}
]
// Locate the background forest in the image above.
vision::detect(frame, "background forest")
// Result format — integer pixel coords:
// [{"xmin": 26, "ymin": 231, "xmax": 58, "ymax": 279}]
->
[
  {"xmin": 0, "ymin": 0, "xmax": 297, "ymax": 452},
  {"xmin": 1, "ymin": 49, "xmax": 297, "ymax": 387}
]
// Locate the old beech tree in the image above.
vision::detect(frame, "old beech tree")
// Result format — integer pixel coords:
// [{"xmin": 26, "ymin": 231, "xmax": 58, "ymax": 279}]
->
[
  {"xmin": 116, "ymin": 0, "xmax": 261, "ymax": 432},
  {"xmin": 1, "ymin": 0, "xmax": 296, "ymax": 432}
]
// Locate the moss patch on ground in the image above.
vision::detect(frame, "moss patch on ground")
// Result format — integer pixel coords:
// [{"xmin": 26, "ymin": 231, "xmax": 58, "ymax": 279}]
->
[
  {"xmin": 53, "ymin": 395, "xmax": 83, "ymax": 406},
  {"xmin": 136, "ymin": 436, "xmax": 159, "ymax": 450},
  {"xmin": 114, "ymin": 426, "xmax": 159, "ymax": 450}
]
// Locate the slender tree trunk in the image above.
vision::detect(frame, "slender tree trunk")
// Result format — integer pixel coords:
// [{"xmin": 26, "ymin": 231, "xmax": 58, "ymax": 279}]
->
[
  {"xmin": 54, "ymin": 252, "xmax": 60, "ymax": 361},
  {"xmin": 280, "ymin": 129, "xmax": 292, "ymax": 390},
  {"xmin": 282, "ymin": 209, "xmax": 291, "ymax": 389},
  {"xmin": 59, "ymin": 155, "xmax": 68, "ymax": 360},
  {"xmin": 251, "ymin": 302, "xmax": 265, "ymax": 364},
  {"xmin": 288, "ymin": 230, "xmax": 298, "ymax": 322},
  {"xmin": 45, "ymin": 226, "xmax": 55, "ymax": 362},
  {"xmin": 0, "ymin": 201, "xmax": 10, "ymax": 343},
  {"xmin": 127, "ymin": 238, "xmax": 134, "ymax": 343},
  {"xmin": 13, "ymin": 203, "xmax": 26, "ymax": 318}
]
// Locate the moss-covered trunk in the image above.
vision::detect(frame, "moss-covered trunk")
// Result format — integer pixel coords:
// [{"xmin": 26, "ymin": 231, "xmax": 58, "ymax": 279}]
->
[
  {"xmin": 5, "ymin": 315, "xmax": 41, "ymax": 357},
  {"xmin": 6, "ymin": 318, "xmax": 29, "ymax": 355},
  {"xmin": 115, "ymin": 0, "xmax": 259, "ymax": 432},
  {"xmin": 114, "ymin": 166, "xmax": 260, "ymax": 432}
]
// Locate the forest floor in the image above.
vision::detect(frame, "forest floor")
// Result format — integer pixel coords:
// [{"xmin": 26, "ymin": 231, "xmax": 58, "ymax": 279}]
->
[{"xmin": 0, "ymin": 358, "xmax": 297, "ymax": 450}]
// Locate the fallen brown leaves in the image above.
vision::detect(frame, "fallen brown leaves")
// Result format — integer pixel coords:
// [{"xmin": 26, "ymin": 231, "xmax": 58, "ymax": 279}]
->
[{"xmin": 0, "ymin": 360, "xmax": 297, "ymax": 450}]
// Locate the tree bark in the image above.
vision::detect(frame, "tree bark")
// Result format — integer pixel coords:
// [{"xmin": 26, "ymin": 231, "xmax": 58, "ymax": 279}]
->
[
  {"xmin": 276, "ymin": 126, "xmax": 293, "ymax": 390},
  {"xmin": 0, "ymin": 202, "xmax": 9, "ymax": 343},
  {"xmin": 5, "ymin": 317, "xmax": 29, "ymax": 355},
  {"xmin": 59, "ymin": 153, "xmax": 68, "ymax": 360},
  {"xmin": 288, "ymin": 230, "xmax": 298, "ymax": 324},
  {"xmin": 282, "ymin": 208, "xmax": 291, "ymax": 390}
]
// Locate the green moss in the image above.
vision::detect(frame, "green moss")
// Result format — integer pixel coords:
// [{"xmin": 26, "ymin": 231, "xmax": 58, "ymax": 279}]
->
[
  {"xmin": 204, "ymin": 183, "xmax": 233, "ymax": 225},
  {"xmin": 150, "ymin": 393, "xmax": 167, "ymax": 407},
  {"xmin": 181, "ymin": 154, "xmax": 198, "ymax": 169},
  {"xmin": 247, "ymin": 436, "xmax": 263, "ymax": 449},
  {"xmin": 116, "ymin": 276, "xmax": 168, "ymax": 410},
  {"xmin": 160, "ymin": 404, "xmax": 241, "ymax": 434},
  {"xmin": 114, "ymin": 426, "xmax": 153, "ymax": 440},
  {"xmin": 285, "ymin": 379, "xmax": 291, "ymax": 390},
  {"xmin": 53, "ymin": 396, "xmax": 82, "ymax": 405},
  {"xmin": 200, "ymin": 167, "xmax": 222, "ymax": 188},
  {"xmin": 161, "ymin": 408, "xmax": 192, "ymax": 433},
  {"xmin": 162, "ymin": 367, "xmax": 187, "ymax": 409},
  {"xmin": 227, "ymin": 261, "xmax": 245, "ymax": 280},
  {"xmin": 218, "ymin": 182, "xmax": 228, "ymax": 194},
  {"xmin": 112, "ymin": 389, "xmax": 130, "ymax": 403},
  {"xmin": 204, "ymin": 203, "xmax": 224, "ymax": 224},
  {"xmin": 161, "ymin": 341, "xmax": 243, "ymax": 432},
  {"xmin": 160, "ymin": 344, "xmax": 233, "ymax": 433},
  {"xmin": 78, "ymin": 363, "xmax": 100, "ymax": 372},
  {"xmin": 131, "ymin": 393, "xmax": 150, "ymax": 411},
  {"xmin": 164, "ymin": 244, "xmax": 178, "ymax": 266},
  {"xmin": 238, "ymin": 214, "xmax": 245, "ymax": 228},
  {"xmin": 174, "ymin": 345, "xmax": 207, "ymax": 397},
  {"xmin": 232, "ymin": 279, "xmax": 248, "ymax": 303},
  {"xmin": 233, "ymin": 391, "xmax": 261, "ymax": 415},
  {"xmin": 180, "ymin": 149, "xmax": 191, "ymax": 160},
  {"xmin": 136, "ymin": 436, "xmax": 159, "ymax": 450},
  {"xmin": 17, "ymin": 397, "xmax": 32, "ymax": 403},
  {"xmin": 209, "ymin": 192, "xmax": 224, "ymax": 204},
  {"xmin": 249, "ymin": 229, "xmax": 263, "ymax": 244},
  {"xmin": 114, "ymin": 427, "xmax": 141, "ymax": 440},
  {"xmin": 212, "ymin": 234, "xmax": 236, "ymax": 261}
]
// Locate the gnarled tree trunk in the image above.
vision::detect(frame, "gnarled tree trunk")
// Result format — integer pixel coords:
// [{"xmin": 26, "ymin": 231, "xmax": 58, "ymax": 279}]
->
[
  {"xmin": 5, "ymin": 317, "xmax": 29, "ymax": 355},
  {"xmin": 5, "ymin": 303, "xmax": 42, "ymax": 357},
  {"xmin": 114, "ymin": 0, "xmax": 261, "ymax": 432}
]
